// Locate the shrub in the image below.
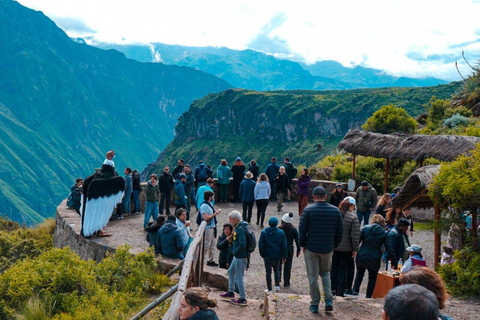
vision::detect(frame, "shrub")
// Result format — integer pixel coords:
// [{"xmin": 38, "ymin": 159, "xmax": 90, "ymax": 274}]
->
[
  {"xmin": 362, "ymin": 104, "xmax": 417, "ymax": 134},
  {"xmin": 442, "ymin": 114, "xmax": 469, "ymax": 128},
  {"xmin": 438, "ymin": 246, "xmax": 480, "ymax": 296}
]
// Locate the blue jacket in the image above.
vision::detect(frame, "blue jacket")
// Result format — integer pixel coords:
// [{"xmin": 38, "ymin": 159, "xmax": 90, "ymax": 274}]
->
[
  {"xmin": 174, "ymin": 179, "xmax": 187, "ymax": 206},
  {"xmin": 233, "ymin": 221, "xmax": 249, "ymax": 259},
  {"xmin": 239, "ymin": 179, "xmax": 256, "ymax": 203},
  {"xmin": 158, "ymin": 220, "xmax": 185, "ymax": 259},
  {"xmin": 185, "ymin": 171, "xmax": 195, "ymax": 192},
  {"xmin": 196, "ymin": 185, "xmax": 214, "ymax": 209},
  {"xmin": 356, "ymin": 223, "xmax": 388, "ymax": 271},
  {"xmin": 299, "ymin": 201, "xmax": 343, "ymax": 254},
  {"xmin": 265, "ymin": 162, "xmax": 280, "ymax": 181},
  {"xmin": 124, "ymin": 174, "xmax": 132, "ymax": 194},
  {"xmin": 259, "ymin": 226, "xmax": 287, "ymax": 261},
  {"xmin": 254, "ymin": 181, "xmax": 271, "ymax": 200},
  {"xmin": 216, "ymin": 165, "xmax": 232, "ymax": 185},
  {"xmin": 385, "ymin": 226, "xmax": 410, "ymax": 268}
]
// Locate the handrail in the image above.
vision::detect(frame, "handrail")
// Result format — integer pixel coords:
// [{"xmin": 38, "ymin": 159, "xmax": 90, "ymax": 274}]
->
[{"xmin": 163, "ymin": 221, "xmax": 207, "ymax": 319}]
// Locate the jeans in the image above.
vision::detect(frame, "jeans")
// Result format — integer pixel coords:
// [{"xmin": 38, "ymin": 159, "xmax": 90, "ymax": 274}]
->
[
  {"xmin": 219, "ymin": 184, "xmax": 229, "ymax": 202},
  {"xmin": 132, "ymin": 189, "xmax": 141, "ymax": 213},
  {"xmin": 280, "ymin": 250, "xmax": 294, "ymax": 286},
  {"xmin": 242, "ymin": 202, "xmax": 254, "ymax": 222},
  {"xmin": 123, "ymin": 193, "xmax": 132, "ymax": 214},
  {"xmin": 304, "ymin": 249, "xmax": 333, "ymax": 306},
  {"xmin": 160, "ymin": 192, "xmax": 171, "ymax": 215},
  {"xmin": 144, "ymin": 201, "xmax": 158, "ymax": 228},
  {"xmin": 357, "ymin": 209, "xmax": 371, "ymax": 226},
  {"xmin": 264, "ymin": 259, "xmax": 281, "ymax": 291},
  {"xmin": 330, "ymin": 251, "xmax": 355, "ymax": 296},
  {"xmin": 228, "ymin": 257, "xmax": 247, "ymax": 299},
  {"xmin": 353, "ymin": 266, "xmax": 378, "ymax": 298},
  {"xmin": 298, "ymin": 195, "xmax": 309, "ymax": 216},
  {"xmin": 255, "ymin": 199, "xmax": 269, "ymax": 226}
]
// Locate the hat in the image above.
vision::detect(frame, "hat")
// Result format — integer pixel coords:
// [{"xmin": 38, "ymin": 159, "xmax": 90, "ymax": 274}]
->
[
  {"xmin": 282, "ymin": 212, "xmax": 294, "ymax": 224},
  {"xmin": 235, "ymin": 157, "xmax": 242, "ymax": 162},
  {"xmin": 245, "ymin": 171, "xmax": 253, "ymax": 179},
  {"xmin": 336, "ymin": 183, "xmax": 343, "ymax": 188},
  {"xmin": 361, "ymin": 181, "xmax": 369, "ymax": 186},
  {"xmin": 313, "ymin": 186, "xmax": 326, "ymax": 196},
  {"xmin": 268, "ymin": 216, "xmax": 278, "ymax": 227},
  {"xmin": 345, "ymin": 196, "xmax": 356, "ymax": 207},
  {"xmin": 406, "ymin": 244, "xmax": 422, "ymax": 253}
]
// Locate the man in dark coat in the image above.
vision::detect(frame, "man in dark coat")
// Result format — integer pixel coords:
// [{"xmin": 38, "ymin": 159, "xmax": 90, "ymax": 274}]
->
[
  {"xmin": 157, "ymin": 214, "xmax": 185, "ymax": 260},
  {"xmin": 265, "ymin": 157, "xmax": 280, "ymax": 200},
  {"xmin": 172, "ymin": 159, "xmax": 184, "ymax": 179},
  {"xmin": 184, "ymin": 164, "xmax": 195, "ymax": 220},
  {"xmin": 248, "ymin": 160, "xmax": 260, "ymax": 181},
  {"xmin": 67, "ymin": 178, "xmax": 83, "ymax": 214},
  {"xmin": 231, "ymin": 157, "xmax": 246, "ymax": 203},
  {"xmin": 385, "ymin": 218, "xmax": 411, "ymax": 269},
  {"xmin": 159, "ymin": 166, "xmax": 174, "ymax": 215},
  {"xmin": 299, "ymin": 187, "xmax": 343, "ymax": 314},
  {"xmin": 131, "ymin": 169, "xmax": 142, "ymax": 214},
  {"xmin": 284, "ymin": 157, "xmax": 296, "ymax": 201}
]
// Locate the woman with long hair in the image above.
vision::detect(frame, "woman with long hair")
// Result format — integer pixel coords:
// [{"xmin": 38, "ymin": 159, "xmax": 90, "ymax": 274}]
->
[
  {"xmin": 352, "ymin": 214, "xmax": 389, "ymax": 298},
  {"xmin": 178, "ymin": 287, "xmax": 219, "ymax": 320},
  {"xmin": 254, "ymin": 173, "xmax": 271, "ymax": 228},
  {"xmin": 401, "ymin": 268, "xmax": 453, "ymax": 320},
  {"xmin": 330, "ymin": 197, "xmax": 360, "ymax": 297},
  {"xmin": 375, "ymin": 193, "xmax": 392, "ymax": 218},
  {"xmin": 385, "ymin": 207, "xmax": 404, "ymax": 230},
  {"xmin": 329, "ymin": 183, "xmax": 347, "ymax": 208},
  {"xmin": 296, "ymin": 168, "xmax": 311, "ymax": 216}
]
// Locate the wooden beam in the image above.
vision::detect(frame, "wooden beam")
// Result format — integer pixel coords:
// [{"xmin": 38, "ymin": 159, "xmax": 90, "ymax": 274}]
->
[
  {"xmin": 434, "ymin": 204, "xmax": 441, "ymax": 268},
  {"xmin": 384, "ymin": 158, "xmax": 390, "ymax": 193},
  {"xmin": 352, "ymin": 154, "xmax": 356, "ymax": 180},
  {"xmin": 400, "ymin": 190, "xmax": 428, "ymax": 210}
]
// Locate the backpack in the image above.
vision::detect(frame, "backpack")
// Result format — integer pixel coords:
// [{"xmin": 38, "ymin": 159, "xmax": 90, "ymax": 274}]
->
[
  {"xmin": 292, "ymin": 165, "xmax": 298, "ymax": 178},
  {"xmin": 198, "ymin": 166, "xmax": 208, "ymax": 181},
  {"xmin": 239, "ymin": 223, "xmax": 256, "ymax": 253}
]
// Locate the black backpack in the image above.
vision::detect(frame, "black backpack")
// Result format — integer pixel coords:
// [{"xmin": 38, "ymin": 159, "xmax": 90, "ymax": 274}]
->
[{"xmin": 239, "ymin": 223, "xmax": 256, "ymax": 254}]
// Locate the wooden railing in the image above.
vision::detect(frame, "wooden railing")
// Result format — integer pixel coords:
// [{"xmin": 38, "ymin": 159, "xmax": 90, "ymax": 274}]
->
[{"xmin": 162, "ymin": 220, "xmax": 207, "ymax": 319}]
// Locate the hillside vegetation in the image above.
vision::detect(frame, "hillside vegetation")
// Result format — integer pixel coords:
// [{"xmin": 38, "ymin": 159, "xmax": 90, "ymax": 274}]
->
[
  {"xmin": 0, "ymin": 0, "xmax": 231, "ymax": 224},
  {"xmin": 143, "ymin": 82, "xmax": 461, "ymax": 177}
]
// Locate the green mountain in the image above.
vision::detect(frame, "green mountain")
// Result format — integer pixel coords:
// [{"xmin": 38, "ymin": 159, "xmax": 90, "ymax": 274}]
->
[
  {"xmin": 0, "ymin": 0, "xmax": 231, "ymax": 225},
  {"xmin": 93, "ymin": 42, "xmax": 448, "ymax": 91},
  {"xmin": 143, "ymin": 82, "xmax": 462, "ymax": 177},
  {"xmin": 303, "ymin": 60, "xmax": 448, "ymax": 88}
]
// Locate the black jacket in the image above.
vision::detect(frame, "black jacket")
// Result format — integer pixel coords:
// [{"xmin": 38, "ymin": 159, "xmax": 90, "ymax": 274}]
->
[
  {"xmin": 355, "ymin": 223, "xmax": 388, "ymax": 271},
  {"xmin": 284, "ymin": 162, "xmax": 295, "ymax": 181},
  {"xmin": 190, "ymin": 310, "xmax": 219, "ymax": 320},
  {"xmin": 159, "ymin": 172, "xmax": 174, "ymax": 193},
  {"xmin": 275, "ymin": 173, "xmax": 292, "ymax": 194},
  {"xmin": 172, "ymin": 165, "xmax": 184, "ymax": 179},
  {"xmin": 279, "ymin": 224, "xmax": 300, "ymax": 257},
  {"xmin": 216, "ymin": 233, "xmax": 233, "ymax": 268},
  {"xmin": 299, "ymin": 201, "xmax": 343, "ymax": 254},
  {"xmin": 385, "ymin": 226, "xmax": 410, "ymax": 268},
  {"xmin": 248, "ymin": 163, "xmax": 260, "ymax": 181},
  {"xmin": 231, "ymin": 164, "xmax": 246, "ymax": 181},
  {"xmin": 132, "ymin": 170, "xmax": 141, "ymax": 191},
  {"xmin": 329, "ymin": 190, "xmax": 347, "ymax": 208}
]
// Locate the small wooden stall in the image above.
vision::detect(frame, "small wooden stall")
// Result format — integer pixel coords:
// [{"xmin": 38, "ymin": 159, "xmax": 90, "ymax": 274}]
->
[
  {"xmin": 337, "ymin": 129, "xmax": 480, "ymax": 193},
  {"xmin": 391, "ymin": 165, "xmax": 441, "ymax": 266}
]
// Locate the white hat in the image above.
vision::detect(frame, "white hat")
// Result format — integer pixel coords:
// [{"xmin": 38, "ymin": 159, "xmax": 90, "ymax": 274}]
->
[
  {"xmin": 282, "ymin": 212, "xmax": 294, "ymax": 224},
  {"xmin": 345, "ymin": 196, "xmax": 356, "ymax": 207}
]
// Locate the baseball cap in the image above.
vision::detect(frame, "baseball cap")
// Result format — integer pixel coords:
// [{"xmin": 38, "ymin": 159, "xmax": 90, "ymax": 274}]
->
[{"xmin": 313, "ymin": 186, "xmax": 326, "ymax": 196}]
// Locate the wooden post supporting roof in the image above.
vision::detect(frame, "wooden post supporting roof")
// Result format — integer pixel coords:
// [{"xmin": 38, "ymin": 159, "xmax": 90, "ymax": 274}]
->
[
  {"xmin": 384, "ymin": 158, "xmax": 390, "ymax": 194},
  {"xmin": 434, "ymin": 204, "xmax": 441, "ymax": 268}
]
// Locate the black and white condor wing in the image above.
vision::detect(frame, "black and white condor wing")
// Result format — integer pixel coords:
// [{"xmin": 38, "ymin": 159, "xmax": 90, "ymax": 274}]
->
[{"xmin": 80, "ymin": 174, "xmax": 125, "ymax": 237}]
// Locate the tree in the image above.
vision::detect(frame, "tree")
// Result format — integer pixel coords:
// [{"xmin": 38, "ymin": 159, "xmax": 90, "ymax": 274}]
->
[
  {"xmin": 429, "ymin": 142, "xmax": 480, "ymax": 245},
  {"xmin": 362, "ymin": 104, "xmax": 417, "ymax": 134}
]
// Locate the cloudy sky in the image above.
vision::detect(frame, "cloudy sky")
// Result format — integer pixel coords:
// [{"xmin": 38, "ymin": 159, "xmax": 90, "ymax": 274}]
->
[{"xmin": 18, "ymin": 0, "xmax": 480, "ymax": 80}]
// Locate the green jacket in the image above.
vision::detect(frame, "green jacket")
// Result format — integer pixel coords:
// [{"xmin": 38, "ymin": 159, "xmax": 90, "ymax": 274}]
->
[
  {"xmin": 233, "ymin": 221, "xmax": 248, "ymax": 259},
  {"xmin": 145, "ymin": 181, "xmax": 160, "ymax": 202},
  {"xmin": 216, "ymin": 165, "xmax": 232, "ymax": 185},
  {"xmin": 354, "ymin": 186, "xmax": 377, "ymax": 212}
]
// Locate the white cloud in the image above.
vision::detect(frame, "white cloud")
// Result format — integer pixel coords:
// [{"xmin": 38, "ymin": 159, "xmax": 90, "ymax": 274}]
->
[{"xmin": 17, "ymin": 0, "xmax": 480, "ymax": 80}]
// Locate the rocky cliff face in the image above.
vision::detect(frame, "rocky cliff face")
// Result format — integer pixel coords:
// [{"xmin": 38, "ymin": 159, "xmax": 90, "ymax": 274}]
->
[{"xmin": 143, "ymin": 83, "xmax": 461, "ymax": 177}]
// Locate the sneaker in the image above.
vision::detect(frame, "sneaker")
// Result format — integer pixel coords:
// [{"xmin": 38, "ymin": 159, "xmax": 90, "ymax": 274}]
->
[
  {"xmin": 206, "ymin": 261, "xmax": 219, "ymax": 267},
  {"xmin": 274, "ymin": 286, "xmax": 280, "ymax": 292},
  {"xmin": 231, "ymin": 298, "xmax": 247, "ymax": 305},
  {"xmin": 325, "ymin": 299, "xmax": 333, "ymax": 312},
  {"xmin": 220, "ymin": 292, "xmax": 235, "ymax": 298},
  {"xmin": 348, "ymin": 290, "xmax": 359, "ymax": 296},
  {"xmin": 284, "ymin": 283, "xmax": 290, "ymax": 288},
  {"xmin": 114, "ymin": 215, "xmax": 124, "ymax": 220},
  {"xmin": 345, "ymin": 289, "xmax": 353, "ymax": 295},
  {"xmin": 309, "ymin": 305, "xmax": 319, "ymax": 314},
  {"xmin": 265, "ymin": 289, "xmax": 273, "ymax": 294},
  {"xmin": 285, "ymin": 199, "xmax": 291, "ymax": 202}
]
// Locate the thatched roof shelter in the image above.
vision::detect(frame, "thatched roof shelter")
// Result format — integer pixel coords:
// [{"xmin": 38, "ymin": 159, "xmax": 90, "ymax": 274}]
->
[
  {"xmin": 392, "ymin": 165, "xmax": 440, "ymax": 209},
  {"xmin": 338, "ymin": 129, "xmax": 480, "ymax": 161}
]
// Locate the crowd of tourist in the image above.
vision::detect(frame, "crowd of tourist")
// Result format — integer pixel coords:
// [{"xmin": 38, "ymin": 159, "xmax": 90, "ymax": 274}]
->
[{"xmin": 68, "ymin": 155, "xmax": 461, "ymax": 319}]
